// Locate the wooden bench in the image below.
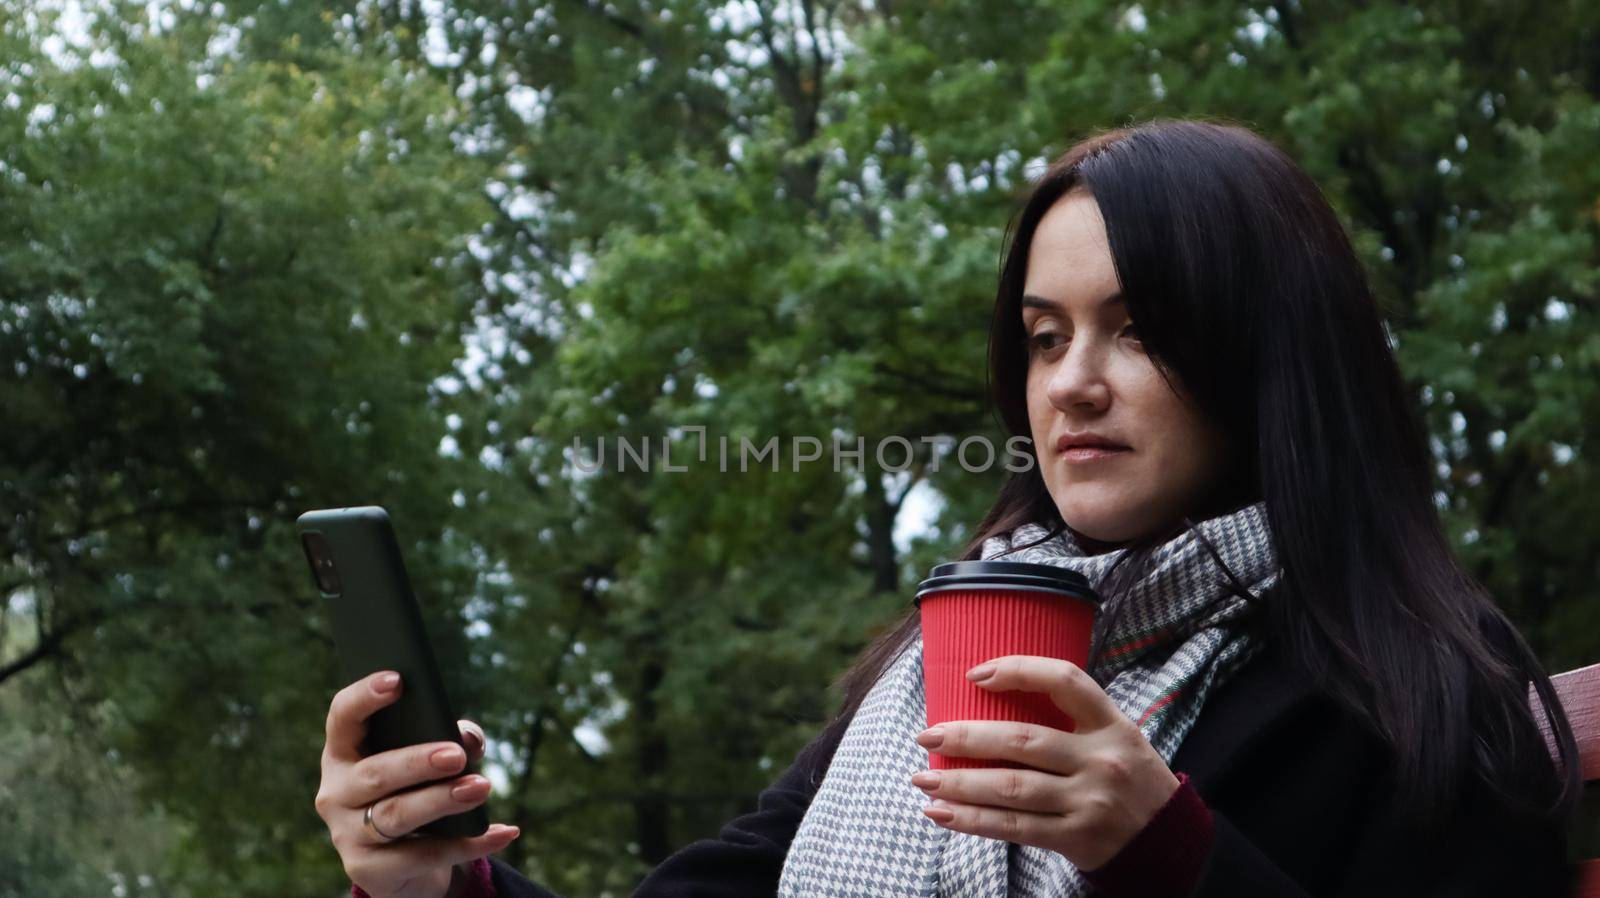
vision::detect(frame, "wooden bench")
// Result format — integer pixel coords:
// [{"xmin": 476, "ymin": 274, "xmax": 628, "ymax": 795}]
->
[{"xmin": 1537, "ymin": 663, "xmax": 1600, "ymax": 896}]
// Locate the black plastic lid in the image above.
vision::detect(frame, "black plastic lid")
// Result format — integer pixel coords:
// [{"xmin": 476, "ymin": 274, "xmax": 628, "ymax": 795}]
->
[{"xmin": 913, "ymin": 560, "xmax": 1098, "ymax": 606}]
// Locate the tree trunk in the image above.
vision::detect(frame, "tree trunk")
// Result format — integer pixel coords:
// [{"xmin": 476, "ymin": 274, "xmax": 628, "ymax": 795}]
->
[{"xmin": 862, "ymin": 459, "xmax": 900, "ymax": 595}]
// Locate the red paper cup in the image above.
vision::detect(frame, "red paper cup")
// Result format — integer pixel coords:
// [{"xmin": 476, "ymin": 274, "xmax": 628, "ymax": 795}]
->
[{"xmin": 915, "ymin": 561, "xmax": 1100, "ymax": 771}]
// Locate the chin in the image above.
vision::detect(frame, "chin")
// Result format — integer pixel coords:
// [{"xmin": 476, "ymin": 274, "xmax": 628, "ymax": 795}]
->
[
  {"xmin": 1053, "ymin": 480, "xmax": 1175, "ymax": 543},
  {"xmin": 1055, "ymin": 498, "xmax": 1141, "ymax": 543},
  {"xmin": 1066, "ymin": 521, "xmax": 1138, "ymax": 544}
]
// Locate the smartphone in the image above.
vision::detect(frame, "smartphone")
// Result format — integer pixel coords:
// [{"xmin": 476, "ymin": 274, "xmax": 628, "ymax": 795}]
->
[{"xmin": 296, "ymin": 505, "xmax": 489, "ymax": 838}]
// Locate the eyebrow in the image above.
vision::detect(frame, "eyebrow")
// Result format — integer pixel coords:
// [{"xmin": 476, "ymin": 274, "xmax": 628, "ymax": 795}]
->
[{"xmin": 1021, "ymin": 291, "xmax": 1124, "ymax": 312}]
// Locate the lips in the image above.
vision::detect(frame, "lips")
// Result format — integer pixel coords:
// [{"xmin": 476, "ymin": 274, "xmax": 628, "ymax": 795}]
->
[{"xmin": 1054, "ymin": 433, "xmax": 1131, "ymax": 455}]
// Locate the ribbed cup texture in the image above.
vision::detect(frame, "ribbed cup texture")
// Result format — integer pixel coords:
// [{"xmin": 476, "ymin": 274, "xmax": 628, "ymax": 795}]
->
[{"xmin": 920, "ymin": 588, "xmax": 1096, "ymax": 770}]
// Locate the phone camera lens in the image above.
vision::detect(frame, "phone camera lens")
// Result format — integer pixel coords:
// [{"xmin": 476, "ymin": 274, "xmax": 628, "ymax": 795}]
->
[{"xmin": 300, "ymin": 532, "xmax": 344, "ymax": 596}]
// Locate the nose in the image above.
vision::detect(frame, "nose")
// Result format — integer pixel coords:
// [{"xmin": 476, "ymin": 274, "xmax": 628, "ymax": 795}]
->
[{"xmin": 1043, "ymin": 338, "xmax": 1112, "ymax": 415}]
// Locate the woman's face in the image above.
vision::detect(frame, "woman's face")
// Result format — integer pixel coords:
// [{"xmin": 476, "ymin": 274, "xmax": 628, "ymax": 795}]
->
[{"xmin": 1022, "ymin": 190, "xmax": 1232, "ymax": 544}]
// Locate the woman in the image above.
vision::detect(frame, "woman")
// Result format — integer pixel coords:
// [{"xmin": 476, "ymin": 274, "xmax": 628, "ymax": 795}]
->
[{"xmin": 314, "ymin": 118, "xmax": 1580, "ymax": 897}]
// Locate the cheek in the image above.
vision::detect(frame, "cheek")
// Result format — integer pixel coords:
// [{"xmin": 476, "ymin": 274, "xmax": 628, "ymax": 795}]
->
[
  {"xmin": 1120, "ymin": 371, "xmax": 1193, "ymax": 461},
  {"xmin": 1134, "ymin": 389, "xmax": 1222, "ymax": 483},
  {"xmin": 1025, "ymin": 371, "xmax": 1051, "ymax": 435}
]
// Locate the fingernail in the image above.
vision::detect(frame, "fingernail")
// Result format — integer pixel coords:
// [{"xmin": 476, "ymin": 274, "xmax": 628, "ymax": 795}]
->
[
  {"xmin": 910, "ymin": 770, "xmax": 941, "ymax": 791},
  {"xmin": 451, "ymin": 777, "xmax": 488, "ymax": 801},
  {"xmin": 374, "ymin": 672, "xmax": 400, "ymax": 693},
  {"xmin": 431, "ymin": 746, "xmax": 465, "ymax": 771},
  {"xmin": 966, "ymin": 662, "xmax": 997, "ymax": 682},
  {"xmin": 916, "ymin": 727, "xmax": 945, "ymax": 749}
]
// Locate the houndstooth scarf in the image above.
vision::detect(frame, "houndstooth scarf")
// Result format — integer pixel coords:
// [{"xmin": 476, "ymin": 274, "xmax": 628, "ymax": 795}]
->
[{"xmin": 776, "ymin": 501, "xmax": 1281, "ymax": 897}]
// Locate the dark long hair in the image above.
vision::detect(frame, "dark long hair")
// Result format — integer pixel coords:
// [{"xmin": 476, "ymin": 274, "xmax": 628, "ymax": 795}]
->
[{"xmin": 827, "ymin": 117, "xmax": 1579, "ymax": 831}]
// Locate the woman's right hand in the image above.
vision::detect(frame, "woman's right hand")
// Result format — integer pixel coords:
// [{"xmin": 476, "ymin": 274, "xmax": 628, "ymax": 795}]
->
[{"xmin": 315, "ymin": 670, "xmax": 522, "ymax": 898}]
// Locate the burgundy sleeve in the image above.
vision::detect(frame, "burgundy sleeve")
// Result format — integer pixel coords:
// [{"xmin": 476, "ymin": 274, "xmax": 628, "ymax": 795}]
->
[
  {"xmin": 351, "ymin": 857, "xmax": 496, "ymax": 898},
  {"xmin": 1078, "ymin": 771, "xmax": 1214, "ymax": 898}
]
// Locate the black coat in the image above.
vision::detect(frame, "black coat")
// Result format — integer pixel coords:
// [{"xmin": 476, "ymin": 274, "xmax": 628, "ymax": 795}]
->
[{"xmin": 487, "ymin": 639, "xmax": 1574, "ymax": 897}]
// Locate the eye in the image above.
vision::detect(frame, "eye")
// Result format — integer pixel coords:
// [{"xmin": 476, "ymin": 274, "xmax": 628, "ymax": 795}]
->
[
  {"xmin": 1026, "ymin": 331, "xmax": 1068, "ymax": 356},
  {"xmin": 1122, "ymin": 323, "xmax": 1143, "ymax": 344}
]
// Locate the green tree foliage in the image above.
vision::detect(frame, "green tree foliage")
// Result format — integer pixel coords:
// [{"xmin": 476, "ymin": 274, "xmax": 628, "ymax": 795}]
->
[
  {"xmin": 1, "ymin": 2, "xmax": 490, "ymax": 893},
  {"xmin": 2, "ymin": 1, "xmax": 1597, "ymax": 896}
]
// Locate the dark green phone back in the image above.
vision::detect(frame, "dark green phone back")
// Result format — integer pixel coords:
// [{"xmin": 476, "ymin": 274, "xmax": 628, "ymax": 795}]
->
[{"xmin": 296, "ymin": 506, "xmax": 489, "ymax": 839}]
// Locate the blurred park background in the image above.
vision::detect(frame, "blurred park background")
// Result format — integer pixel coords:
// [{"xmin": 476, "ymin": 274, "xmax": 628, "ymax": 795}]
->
[{"xmin": 3, "ymin": 0, "xmax": 1599, "ymax": 894}]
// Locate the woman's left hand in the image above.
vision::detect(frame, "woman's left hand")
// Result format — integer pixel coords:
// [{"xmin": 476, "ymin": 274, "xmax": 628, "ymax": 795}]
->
[{"xmin": 910, "ymin": 655, "xmax": 1181, "ymax": 871}]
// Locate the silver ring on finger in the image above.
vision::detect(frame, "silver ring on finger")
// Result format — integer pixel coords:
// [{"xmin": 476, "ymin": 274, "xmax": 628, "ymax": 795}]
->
[{"xmin": 364, "ymin": 799, "xmax": 406, "ymax": 843}]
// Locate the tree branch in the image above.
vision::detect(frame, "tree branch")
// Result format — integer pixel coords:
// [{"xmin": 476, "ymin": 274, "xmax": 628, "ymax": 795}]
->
[
  {"xmin": 731, "ymin": 613, "xmax": 778, "ymax": 632},
  {"xmin": 543, "ymin": 703, "xmax": 604, "ymax": 766},
  {"xmin": 0, "ymin": 613, "xmax": 96, "ymax": 686},
  {"xmin": 1271, "ymin": 0, "xmax": 1302, "ymax": 52},
  {"xmin": 871, "ymin": 360, "xmax": 984, "ymax": 404},
  {"xmin": 578, "ymin": 0, "xmax": 650, "ymax": 45},
  {"xmin": 200, "ymin": 203, "xmax": 226, "ymax": 275},
  {"xmin": 890, "ymin": 464, "xmax": 924, "ymax": 513},
  {"xmin": 0, "ymin": 577, "xmax": 34, "ymax": 599}
]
